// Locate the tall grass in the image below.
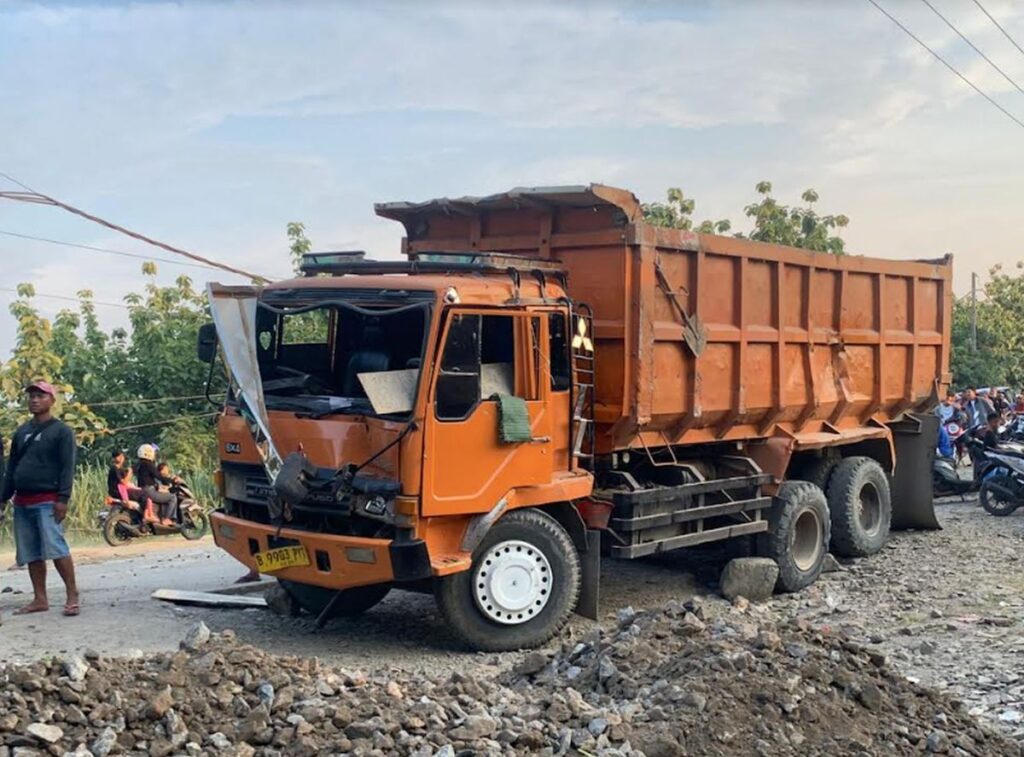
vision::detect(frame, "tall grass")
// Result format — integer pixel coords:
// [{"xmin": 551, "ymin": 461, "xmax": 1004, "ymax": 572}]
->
[{"xmin": 0, "ymin": 463, "xmax": 218, "ymax": 545}]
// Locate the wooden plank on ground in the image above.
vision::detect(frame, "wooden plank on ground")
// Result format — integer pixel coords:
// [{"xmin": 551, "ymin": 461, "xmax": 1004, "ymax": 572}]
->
[{"xmin": 151, "ymin": 588, "xmax": 267, "ymax": 608}]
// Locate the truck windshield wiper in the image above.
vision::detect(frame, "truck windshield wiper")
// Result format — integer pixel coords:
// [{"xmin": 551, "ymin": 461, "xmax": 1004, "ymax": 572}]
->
[{"xmin": 304, "ymin": 406, "xmax": 365, "ymax": 420}]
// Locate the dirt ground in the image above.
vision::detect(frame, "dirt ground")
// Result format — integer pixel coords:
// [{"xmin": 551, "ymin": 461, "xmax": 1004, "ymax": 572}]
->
[{"xmin": 1, "ymin": 496, "xmax": 1022, "ymax": 739}]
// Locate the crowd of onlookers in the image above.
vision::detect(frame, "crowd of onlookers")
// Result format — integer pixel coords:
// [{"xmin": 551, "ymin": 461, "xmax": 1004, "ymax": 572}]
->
[
  {"xmin": 937, "ymin": 386, "xmax": 1023, "ymax": 429},
  {"xmin": 935, "ymin": 386, "xmax": 1022, "ymax": 461}
]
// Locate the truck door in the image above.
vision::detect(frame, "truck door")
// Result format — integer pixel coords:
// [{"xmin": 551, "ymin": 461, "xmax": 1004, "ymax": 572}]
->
[{"xmin": 423, "ymin": 310, "xmax": 553, "ymax": 516}]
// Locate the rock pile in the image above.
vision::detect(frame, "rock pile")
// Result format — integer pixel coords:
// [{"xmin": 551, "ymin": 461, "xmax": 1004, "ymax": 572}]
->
[{"xmin": 0, "ymin": 606, "xmax": 1020, "ymax": 757}]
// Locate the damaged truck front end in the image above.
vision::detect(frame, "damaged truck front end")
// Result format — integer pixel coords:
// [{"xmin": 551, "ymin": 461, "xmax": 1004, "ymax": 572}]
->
[{"xmin": 205, "ymin": 281, "xmax": 436, "ymax": 621}]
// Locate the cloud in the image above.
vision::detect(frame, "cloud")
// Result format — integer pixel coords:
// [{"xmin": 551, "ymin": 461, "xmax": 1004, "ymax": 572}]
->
[{"xmin": 2, "ymin": 0, "xmax": 1024, "ymax": 356}]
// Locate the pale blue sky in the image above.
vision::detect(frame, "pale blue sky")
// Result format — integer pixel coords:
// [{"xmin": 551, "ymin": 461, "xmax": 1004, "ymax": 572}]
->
[{"xmin": 2, "ymin": 0, "xmax": 1023, "ymax": 355}]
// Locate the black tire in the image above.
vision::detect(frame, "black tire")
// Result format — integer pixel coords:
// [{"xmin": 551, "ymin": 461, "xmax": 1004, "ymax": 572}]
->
[
  {"xmin": 278, "ymin": 579, "xmax": 391, "ymax": 619},
  {"xmin": 761, "ymin": 481, "xmax": 830, "ymax": 593},
  {"xmin": 434, "ymin": 508, "xmax": 580, "ymax": 652},
  {"xmin": 179, "ymin": 510, "xmax": 208, "ymax": 540},
  {"xmin": 103, "ymin": 510, "xmax": 133, "ymax": 547},
  {"xmin": 792, "ymin": 452, "xmax": 839, "ymax": 492},
  {"xmin": 826, "ymin": 457, "xmax": 892, "ymax": 557},
  {"xmin": 980, "ymin": 475, "xmax": 1020, "ymax": 517},
  {"xmin": 180, "ymin": 510, "xmax": 209, "ymax": 541}
]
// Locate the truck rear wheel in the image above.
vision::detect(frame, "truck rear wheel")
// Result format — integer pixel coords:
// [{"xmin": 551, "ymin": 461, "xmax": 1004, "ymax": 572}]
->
[
  {"xmin": 435, "ymin": 508, "xmax": 580, "ymax": 652},
  {"xmin": 826, "ymin": 457, "xmax": 891, "ymax": 557},
  {"xmin": 762, "ymin": 481, "xmax": 830, "ymax": 593},
  {"xmin": 792, "ymin": 451, "xmax": 839, "ymax": 492},
  {"xmin": 278, "ymin": 579, "xmax": 391, "ymax": 620}
]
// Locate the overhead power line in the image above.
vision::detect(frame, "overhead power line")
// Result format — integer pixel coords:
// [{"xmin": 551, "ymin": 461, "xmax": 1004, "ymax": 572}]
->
[
  {"xmin": 103, "ymin": 411, "xmax": 220, "ymax": 434},
  {"xmin": 87, "ymin": 393, "xmax": 222, "ymax": 407},
  {"xmin": 972, "ymin": 0, "xmax": 1024, "ymax": 60},
  {"xmin": 867, "ymin": 0, "xmax": 1024, "ymax": 132},
  {"xmin": 0, "ymin": 229, "xmax": 224, "ymax": 273},
  {"xmin": 921, "ymin": 0, "xmax": 1024, "ymax": 95},
  {"xmin": 0, "ymin": 286, "xmax": 129, "ymax": 309},
  {"xmin": 0, "ymin": 171, "xmax": 271, "ymax": 283}
]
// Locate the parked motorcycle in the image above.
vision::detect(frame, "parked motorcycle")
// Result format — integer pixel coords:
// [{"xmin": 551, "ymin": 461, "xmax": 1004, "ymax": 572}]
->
[
  {"xmin": 932, "ymin": 455, "xmax": 975, "ymax": 498},
  {"xmin": 979, "ymin": 447, "xmax": 1024, "ymax": 517},
  {"xmin": 98, "ymin": 479, "xmax": 209, "ymax": 546},
  {"xmin": 933, "ymin": 434, "xmax": 999, "ymax": 499},
  {"xmin": 1004, "ymin": 413, "xmax": 1024, "ymax": 443}
]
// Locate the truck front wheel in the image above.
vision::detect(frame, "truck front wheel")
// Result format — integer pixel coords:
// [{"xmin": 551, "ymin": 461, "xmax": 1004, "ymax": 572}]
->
[
  {"xmin": 761, "ymin": 481, "xmax": 830, "ymax": 592},
  {"xmin": 435, "ymin": 508, "xmax": 581, "ymax": 652},
  {"xmin": 826, "ymin": 456, "xmax": 892, "ymax": 557}
]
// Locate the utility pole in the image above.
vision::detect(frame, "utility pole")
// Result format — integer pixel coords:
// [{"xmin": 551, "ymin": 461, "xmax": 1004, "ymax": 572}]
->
[{"xmin": 970, "ymin": 272, "xmax": 978, "ymax": 353}]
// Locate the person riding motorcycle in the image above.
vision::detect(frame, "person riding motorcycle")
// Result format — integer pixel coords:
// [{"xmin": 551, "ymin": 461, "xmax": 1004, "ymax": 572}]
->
[
  {"xmin": 134, "ymin": 444, "xmax": 177, "ymax": 527},
  {"xmin": 978, "ymin": 411, "xmax": 1003, "ymax": 450}
]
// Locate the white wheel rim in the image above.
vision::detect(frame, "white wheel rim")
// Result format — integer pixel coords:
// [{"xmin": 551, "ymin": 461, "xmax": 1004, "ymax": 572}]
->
[{"xmin": 473, "ymin": 539, "xmax": 552, "ymax": 625}]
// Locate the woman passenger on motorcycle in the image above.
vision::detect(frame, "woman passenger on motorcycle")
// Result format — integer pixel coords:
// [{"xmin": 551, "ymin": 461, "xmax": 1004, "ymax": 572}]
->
[
  {"xmin": 107, "ymin": 450, "xmax": 145, "ymax": 510},
  {"xmin": 134, "ymin": 445, "xmax": 177, "ymax": 527}
]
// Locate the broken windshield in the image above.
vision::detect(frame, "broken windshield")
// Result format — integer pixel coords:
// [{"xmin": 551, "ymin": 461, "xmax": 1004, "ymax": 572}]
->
[{"xmin": 250, "ymin": 292, "xmax": 431, "ymax": 418}]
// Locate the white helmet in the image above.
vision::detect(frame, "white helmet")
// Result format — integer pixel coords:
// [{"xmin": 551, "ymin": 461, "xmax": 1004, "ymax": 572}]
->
[{"xmin": 136, "ymin": 444, "xmax": 156, "ymax": 461}]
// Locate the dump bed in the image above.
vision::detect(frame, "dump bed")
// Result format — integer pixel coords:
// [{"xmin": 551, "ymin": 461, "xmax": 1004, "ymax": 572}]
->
[{"xmin": 378, "ymin": 185, "xmax": 953, "ymax": 454}]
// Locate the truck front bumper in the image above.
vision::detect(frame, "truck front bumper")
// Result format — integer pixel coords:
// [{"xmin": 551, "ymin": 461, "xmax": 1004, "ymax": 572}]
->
[{"xmin": 211, "ymin": 512, "xmax": 431, "ymax": 591}]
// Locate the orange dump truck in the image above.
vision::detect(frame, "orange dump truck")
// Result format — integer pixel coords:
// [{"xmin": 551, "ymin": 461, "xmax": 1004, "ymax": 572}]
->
[{"xmin": 200, "ymin": 185, "xmax": 951, "ymax": 651}]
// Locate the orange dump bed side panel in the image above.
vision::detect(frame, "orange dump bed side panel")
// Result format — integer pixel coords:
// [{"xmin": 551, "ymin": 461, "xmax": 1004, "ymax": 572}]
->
[{"xmin": 381, "ymin": 185, "xmax": 953, "ymax": 454}]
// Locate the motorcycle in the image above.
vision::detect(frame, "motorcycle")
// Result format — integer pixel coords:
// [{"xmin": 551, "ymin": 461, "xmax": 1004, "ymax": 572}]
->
[
  {"xmin": 933, "ymin": 431, "xmax": 1005, "ymax": 499},
  {"xmin": 979, "ymin": 446, "xmax": 1024, "ymax": 517},
  {"xmin": 933, "ymin": 454, "xmax": 975, "ymax": 498},
  {"xmin": 98, "ymin": 479, "xmax": 209, "ymax": 546},
  {"xmin": 1004, "ymin": 413, "xmax": 1024, "ymax": 443}
]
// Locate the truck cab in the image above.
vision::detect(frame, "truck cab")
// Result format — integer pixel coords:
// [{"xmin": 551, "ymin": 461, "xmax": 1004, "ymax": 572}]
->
[{"xmin": 207, "ymin": 252, "xmax": 596, "ymax": 650}]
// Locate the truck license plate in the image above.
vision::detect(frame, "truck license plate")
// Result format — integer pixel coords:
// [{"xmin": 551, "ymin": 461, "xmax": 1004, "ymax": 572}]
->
[{"xmin": 254, "ymin": 545, "xmax": 310, "ymax": 573}]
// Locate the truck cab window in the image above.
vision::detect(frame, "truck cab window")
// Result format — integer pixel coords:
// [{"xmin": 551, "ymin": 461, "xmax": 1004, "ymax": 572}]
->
[
  {"xmin": 436, "ymin": 314, "xmax": 481, "ymax": 420},
  {"xmin": 251, "ymin": 295, "xmax": 428, "ymax": 418},
  {"xmin": 549, "ymin": 312, "xmax": 571, "ymax": 392},
  {"xmin": 436, "ymin": 313, "xmax": 537, "ymax": 420}
]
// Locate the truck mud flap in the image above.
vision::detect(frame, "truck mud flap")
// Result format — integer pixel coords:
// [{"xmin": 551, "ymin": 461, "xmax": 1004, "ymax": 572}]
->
[
  {"xmin": 575, "ymin": 529, "xmax": 601, "ymax": 621},
  {"xmin": 889, "ymin": 413, "xmax": 941, "ymax": 531}
]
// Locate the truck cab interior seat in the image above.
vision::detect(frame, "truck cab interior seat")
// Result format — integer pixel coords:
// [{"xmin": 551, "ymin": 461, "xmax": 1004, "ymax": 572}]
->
[{"xmin": 343, "ymin": 326, "xmax": 390, "ymax": 396}]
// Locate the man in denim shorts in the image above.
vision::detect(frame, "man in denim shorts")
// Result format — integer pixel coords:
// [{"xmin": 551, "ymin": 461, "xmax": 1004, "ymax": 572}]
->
[{"xmin": 0, "ymin": 381, "xmax": 80, "ymax": 616}]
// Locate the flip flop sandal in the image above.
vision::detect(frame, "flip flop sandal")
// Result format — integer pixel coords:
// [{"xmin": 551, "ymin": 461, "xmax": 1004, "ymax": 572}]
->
[{"xmin": 63, "ymin": 603, "xmax": 80, "ymax": 617}]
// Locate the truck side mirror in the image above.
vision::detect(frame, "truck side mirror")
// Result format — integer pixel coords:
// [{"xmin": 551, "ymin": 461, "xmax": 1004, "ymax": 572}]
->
[{"xmin": 197, "ymin": 322, "xmax": 218, "ymax": 364}]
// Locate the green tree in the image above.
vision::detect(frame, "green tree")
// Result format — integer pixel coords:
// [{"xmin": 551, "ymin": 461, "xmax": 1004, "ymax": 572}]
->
[
  {"xmin": 288, "ymin": 221, "xmax": 312, "ymax": 275},
  {"xmin": 0, "ymin": 264, "xmax": 223, "ymax": 469},
  {"xmin": 643, "ymin": 181, "xmax": 849, "ymax": 254},
  {"xmin": 641, "ymin": 188, "xmax": 731, "ymax": 234},
  {"xmin": 0, "ymin": 285, "xmax": 107, "ymax": 445},
  {"xmin": 2, "ymin": 220, "xmax": 313, "ymax": 471},
  {"xmin": 950, "ymin": 296, "xmax": 1004, "ymax": 388},
  {"xmin": 744, "ymin": 183, "xmax": 849, "ymax": 254},
  {"xmin": 283, "ymin": 221, "xmax": 327, "ymax": 342},
  {"xmin": 951, "ymin": 264, "xmax": 1024, "ymax": 388}
]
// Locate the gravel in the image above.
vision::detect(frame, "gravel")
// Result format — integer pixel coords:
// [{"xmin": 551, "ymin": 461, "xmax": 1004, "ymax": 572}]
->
[
  {"xmin": 766, "ymin": 497, "xmax": 1024, "ymax": 739},
  {"xmin": 3, "ymin": 494, "xmax": 1023, "ymax": 753},
  {"xmin": 2, "ymin": 602, "xmax": 1020, "ymax": 757}
]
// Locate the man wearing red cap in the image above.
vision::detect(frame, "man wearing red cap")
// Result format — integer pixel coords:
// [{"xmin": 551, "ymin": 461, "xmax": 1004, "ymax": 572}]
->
[{"xmin": 0, "ymin": 381, "xmax": 80, "ymax": 616}]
